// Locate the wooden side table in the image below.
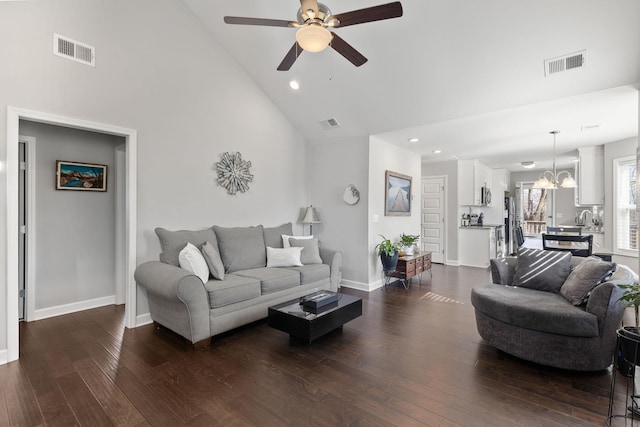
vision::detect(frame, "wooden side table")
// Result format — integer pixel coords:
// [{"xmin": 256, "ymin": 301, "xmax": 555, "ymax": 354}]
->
[{"xmin": 385, "ymin": 251, "xmax": 432, "ymax": 288}]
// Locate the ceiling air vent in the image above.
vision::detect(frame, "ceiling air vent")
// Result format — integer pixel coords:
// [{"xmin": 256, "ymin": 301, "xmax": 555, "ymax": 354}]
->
[
  {"xmin": 318, "ymin": 117, "xmax": 340, "ymax": 130},
  {"xmin": 53, "ymin": 33, "xmax": 95, "ymax": 67},
  {"xmin": 544, "ymin": 50, "xmax": 586, "ymax": 77}
]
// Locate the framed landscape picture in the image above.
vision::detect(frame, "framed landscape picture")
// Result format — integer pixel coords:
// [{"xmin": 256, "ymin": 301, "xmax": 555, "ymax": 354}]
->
[
  {"xmin": 385, "ymin": 170, "xmax": 411, "ymax": 216},
  {"xmin": 56, "ymin": 160, "xmax": 107, "ymax": 192}
]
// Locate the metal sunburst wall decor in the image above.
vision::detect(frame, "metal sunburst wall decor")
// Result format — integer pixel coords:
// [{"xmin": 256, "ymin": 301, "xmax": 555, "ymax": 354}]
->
[{"xmin": 215, "ymin": 152, "xmax": 253, "ymax": 195}]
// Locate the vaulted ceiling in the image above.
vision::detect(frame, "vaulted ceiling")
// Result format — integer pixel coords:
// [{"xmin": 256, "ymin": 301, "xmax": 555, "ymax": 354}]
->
[{"xmin": 184, "ymin": 0, "xmax": 640, "ymax": 170}]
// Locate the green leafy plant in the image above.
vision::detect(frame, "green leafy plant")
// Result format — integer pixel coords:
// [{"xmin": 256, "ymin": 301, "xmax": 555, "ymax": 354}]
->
[
  {"xmin": 375, "ymin": 235, "xmax": 400, "ymax": 256},
  {"xmin": 618, "ymin": 283, "xmax": 640, "ymax": 327},
  {"xmin": 399, "ymin": 233, "xmax": 420, "ymax": 247}
]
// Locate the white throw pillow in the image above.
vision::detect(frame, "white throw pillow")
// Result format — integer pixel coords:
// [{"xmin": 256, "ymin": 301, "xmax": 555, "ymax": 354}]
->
[
  {"xmin": 281, "ymin": 234, "xmax": 313, "ymax": 248},
  {"xmin": 178, "ymin": 242, "xmax": 210, "ymax": 283},
  {"xmin": 266, "ymin": 246, "xmax": 303, "ymax": 267}
]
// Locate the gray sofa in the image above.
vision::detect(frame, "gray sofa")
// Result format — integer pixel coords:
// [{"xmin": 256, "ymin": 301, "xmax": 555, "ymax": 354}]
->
[
  {"xmin": 471, "ymin": 254, "xmax": 635, "ymax": 371},
  {"xmin": 134, "ymin": 222, "xmax": 342, "ymax": 346}
]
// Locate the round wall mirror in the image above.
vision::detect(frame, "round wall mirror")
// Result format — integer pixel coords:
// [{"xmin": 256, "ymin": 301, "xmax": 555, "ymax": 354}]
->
[{"xmin": 343, "ymin": 184, "xmax": 360, "ymax": 205}]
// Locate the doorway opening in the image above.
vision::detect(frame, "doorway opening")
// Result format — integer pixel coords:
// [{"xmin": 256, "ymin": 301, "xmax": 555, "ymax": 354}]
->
[
  {"xmin": 519, "ymin": 182, "xmax": 554, "ymax": 236},
  {"xmin": 5, "ymin": 107, "xmax": 138, "ymax": 364}
]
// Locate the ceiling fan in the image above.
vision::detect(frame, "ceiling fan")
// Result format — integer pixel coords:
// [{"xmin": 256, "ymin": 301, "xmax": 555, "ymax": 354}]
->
[{"xmin": 223, "ymin": 0, "xmax": 403, "ymax": 71}]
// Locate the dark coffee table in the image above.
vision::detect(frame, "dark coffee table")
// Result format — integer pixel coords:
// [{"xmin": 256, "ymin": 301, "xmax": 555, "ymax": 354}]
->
[{"xmin": 268, "ymin": 293, "xmax": 362, "ymax": 344}]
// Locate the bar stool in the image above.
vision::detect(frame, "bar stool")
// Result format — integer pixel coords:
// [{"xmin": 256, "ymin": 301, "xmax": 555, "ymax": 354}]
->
[{"xmin": 608, "ymin": 328, "xmax": 640, "ymax": 425}]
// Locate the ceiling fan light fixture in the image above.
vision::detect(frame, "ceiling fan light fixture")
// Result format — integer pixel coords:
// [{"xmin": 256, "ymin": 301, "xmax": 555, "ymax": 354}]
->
[{"xmin": 296, "ymin": 24, "xmax": 332, "ymax": 52}]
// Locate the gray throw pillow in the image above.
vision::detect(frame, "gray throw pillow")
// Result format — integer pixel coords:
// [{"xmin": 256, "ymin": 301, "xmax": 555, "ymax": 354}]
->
[
  {"xmin": 512, "ymin": 248, "xmax": 572, "ymax": 293},
  {"xmin": 202, "ymin": 241, "xmax": 225, "ymax": 280},
  {"xmin": 213, "ymin": 225, "xmax": 266, "ymax": 273},
  {"xmin": 289, "ymin": 237, "xmax": 323, "ymax": 265},
  {"xmin": 155, "ymin": 227, "xmax": 218, "ymax": 267},
  {"xmin": 262, "ymin": 222, "xmax": 293, "ymax": 248},
  {"xmin": 560, "ymin": 256, "xmax": 616, "ymax": 305}
]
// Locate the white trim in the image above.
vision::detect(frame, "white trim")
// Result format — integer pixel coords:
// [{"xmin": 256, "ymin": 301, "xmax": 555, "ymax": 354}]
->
[
  {"xmin": 19, "ymin": 135, "xmax": 37, "ymax": 322},
  {"xmin": 612, "ymin": 155, "xmax": 637, "ymax": 257},
  {"xmin": 5, "ymin": 107, "xmax": 137, "ymax": 365},
  {"xmin": 34, "ymin": 295, "xmax": 116, "ymax": 321},
  {"xmin": 0, "ymin": 349, "xmax": 6, "ymax": 366},
  {"xmin": 136, "ymin": 313, "xmax": 153, "ymax": 327},
  {"xmin": 446, "ymin": 259, "xmax": 460, "ymax": 266},
  {"xmin": 340, "ymin": 279, "xmax": 376, "ymax": 292}
]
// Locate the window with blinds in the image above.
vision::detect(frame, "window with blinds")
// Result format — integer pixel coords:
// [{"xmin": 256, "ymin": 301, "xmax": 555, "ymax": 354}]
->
[{"xmin": 614, "ymin": 156, "xmax": 637, "ymax": 255}]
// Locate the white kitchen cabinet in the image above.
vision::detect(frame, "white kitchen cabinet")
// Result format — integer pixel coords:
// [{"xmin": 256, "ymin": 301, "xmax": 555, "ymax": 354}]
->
[
  {"xmin": 459, "ymin": 159, "xmax": 492, "ymax": 206},
  {"xmin": 493, "ymin": 168, "xmax": 511, "ymax": 193},
  {"xmin": 459, "ymin": 226, "xmax": 495, "ymax": 267},
  {"xmin": 575, "ymin": 146, "xmax": 604, "ymax": 205}
]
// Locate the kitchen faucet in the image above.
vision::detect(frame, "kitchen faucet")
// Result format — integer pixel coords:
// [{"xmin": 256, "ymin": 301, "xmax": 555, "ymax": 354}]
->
[{"xmin": 579, "ymin": 209, "xmax": 593, "ymax": 226}]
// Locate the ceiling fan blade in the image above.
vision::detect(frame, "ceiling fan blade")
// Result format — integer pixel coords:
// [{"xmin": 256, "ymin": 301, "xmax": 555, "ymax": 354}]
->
[
  {"xmin": 224, "ymin": 16, "xmax": 296, "ymax": 27},
  {"xmin": 332, "ymin": 2, "xmax": 403, "ymax": 28},
  {"xmin": 277, "ymin": 42, "xmax": 303, "ymax": 71},
  {"xmin": 330, "ymin": 33, "xmax": 367, "ymax": 67}
]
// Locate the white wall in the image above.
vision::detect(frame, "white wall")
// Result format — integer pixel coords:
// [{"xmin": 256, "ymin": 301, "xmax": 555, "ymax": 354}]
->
[
  {"xmin": 368, "ymin": 137, "xmax": 422, "ymax": 287},
  {"xmin": 0, "ymin": 0, "xmax": 307, "ymax": 355},
  {"xmin": 422, "ymin": 159, "xmax": 459, "ymax": 264},
  {"xmin": 306, "ymin": 138, "xmax": 369, "ymax": 287},
  {"xmin": 20, "ymin": 121, "xmax": 121, "ymax": 312}
]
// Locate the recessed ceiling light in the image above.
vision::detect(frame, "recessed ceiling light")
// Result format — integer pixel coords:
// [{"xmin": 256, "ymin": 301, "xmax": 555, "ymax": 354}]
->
[
  {"xmin": 521, "ymin": 161, "xmax": 536, "ymax": 169},
  {"xmin": 433, "ymin": 149, "xmax": 442, "ymax": 154},
  {"xmin": 289, "ymin": 79, "xmax": 300, "ymax": 90},
  {"xmin": 408, "ymin": 138, "xmax": 419, "ymax": 143}
]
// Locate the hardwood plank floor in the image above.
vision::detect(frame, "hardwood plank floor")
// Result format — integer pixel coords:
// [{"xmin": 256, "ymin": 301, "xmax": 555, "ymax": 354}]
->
[{"xmin": 0, "ymin": 264, "xmax": 634, "ymax": 426}]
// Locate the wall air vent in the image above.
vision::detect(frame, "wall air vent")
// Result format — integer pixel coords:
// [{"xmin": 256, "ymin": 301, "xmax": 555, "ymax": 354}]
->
[
  {"xmin": 53, "ymin": 33, "xmax": 95, "ymax": 67},
  {"xmin": 318, "ymin": 117, "xmax": 340, "ymax": 131},
  {"xmin": 544, "ymin": 50, "xmax": 586, "ymax": 76}
]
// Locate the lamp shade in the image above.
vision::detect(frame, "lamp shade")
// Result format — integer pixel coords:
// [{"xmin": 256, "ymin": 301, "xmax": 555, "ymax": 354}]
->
[
  {"xmin": 560, "ymin": 175, "xmax": 577, "ymax": 188},
  {"xmin": 302, "ymin": 206, "xmax": 321, "ymax": 224},
  {"xmin": 295, "ymin": 24, "xmax": 332, "ymax": 52}
]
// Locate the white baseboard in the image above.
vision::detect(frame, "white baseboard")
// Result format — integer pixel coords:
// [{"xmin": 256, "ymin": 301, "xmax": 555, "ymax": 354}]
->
[
  {"xmin": 446, "ymin": 259, "xmax": 460, "ymax": 266},
  {"xmin": 136, "ymin": 312, "xmax": 152, "ymax": 327},
  {"xmin": 34, "ymin": 295, "xmax": 116, "ymax": 321},
  {"xmin": 340, "ymin": 279, "xmax": 382, "ymax": 292},
  {"xmin": 0, "ymin": 349, "xmax": 7, "ymax": 365}
]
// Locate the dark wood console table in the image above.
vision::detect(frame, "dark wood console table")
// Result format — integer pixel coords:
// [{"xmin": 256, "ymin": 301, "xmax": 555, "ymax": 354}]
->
[{"xmin": 385, "ymin": 251, "xmax": 432, "ymax": 288}]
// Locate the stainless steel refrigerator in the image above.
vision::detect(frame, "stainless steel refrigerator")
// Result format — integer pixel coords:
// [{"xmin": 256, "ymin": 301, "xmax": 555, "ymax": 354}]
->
[{"xmin": 504, "ymin": 196, "xmax": 516, "ymax": 255}]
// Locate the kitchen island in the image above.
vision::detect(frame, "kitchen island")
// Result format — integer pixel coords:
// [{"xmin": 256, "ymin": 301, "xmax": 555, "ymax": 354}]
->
[{"xmin": 459, "ymin": 224, "xmax": 504, "ymax": 268}]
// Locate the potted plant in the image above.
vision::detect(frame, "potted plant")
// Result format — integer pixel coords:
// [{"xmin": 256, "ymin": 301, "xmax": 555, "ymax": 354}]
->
[
  {"xmin": 375, "ymin": 235, "xmax": 401, "ymax": 272},
  {"xmin": 619, "ymin": 283, "xmax": 640, "ymax": 328},
  {"xmin": 399, "ymin": 233, "xmax": 420, "ymax": 256}
]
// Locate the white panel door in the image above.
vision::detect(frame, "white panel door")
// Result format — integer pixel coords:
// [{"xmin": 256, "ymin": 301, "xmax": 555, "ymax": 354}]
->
[{"xmin": 422, "ymin": 177, "xmax": 445, "ymax": 263}]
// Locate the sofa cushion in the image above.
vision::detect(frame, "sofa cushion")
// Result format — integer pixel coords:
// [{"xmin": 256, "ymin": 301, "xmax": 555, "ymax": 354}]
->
[
  {"xmin": 155, "ymin": 227, "xmax": 218, "ymax": 267},
  {"xmin": 203, "ymin": 275, "xmax": 261, "ymax": 308},
  {"xmin": 560, "ymin": 256, "xmax": 617, "ymax": 305},
  {"xmin": 282, "ymin": 234, "xmax": 313, "ymax": 248},
  {"xmin": 289, "ymin": 237, "xmax": 323, "ymax": 264},
  {"xmin": 266, "ymin": 247, "xmax": 303, "ymax": 267},
  {"xmin": 512, "ymin": 248, "xmax": 571, "ymax": 292},
  {"xmin": 263, "ymin": 223, "xmax": 293, "ymax": 248},
  {"xmin": 213, "ymin": 225, "xmax": 266, "ymax": 273},
  {"xmin": 471, "ymin": 284, "xmax": 599, "ymax": 338},
  {"xmin": 234, "ymin": 267, "xmax": 300, "ymax": 294},
  {"xmin": 286, "ymin": 264, "xmax": 330, "ymax": 285},
  {"xmin": 178, "ymin": 242, "xmax": 210, "ymax": 283},
  {"xmin": 202, "ymin": 241, "xmax": 225, "ymax": 280}
]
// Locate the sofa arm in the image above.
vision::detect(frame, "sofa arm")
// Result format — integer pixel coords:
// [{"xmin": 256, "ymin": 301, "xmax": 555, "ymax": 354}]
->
[
  {"xmin": 490, "ymin": 257, "xmax": 516, "ymax": 285},
  {"xmin": 319, "ymin": 248, "xmax": 343, "ymax": 291},
  {"xmin": 134, "ymin": 261, "xmax": 211, "ymax": 343},
  {"xmin": 586, "ymin": 282, "xmax": 627, "ymax": 335}
]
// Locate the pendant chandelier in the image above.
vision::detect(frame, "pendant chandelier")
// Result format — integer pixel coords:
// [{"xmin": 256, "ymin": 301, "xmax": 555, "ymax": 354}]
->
[{"xmin": 532, "ymin": 131, "xmax": 578, "ymax": 190}]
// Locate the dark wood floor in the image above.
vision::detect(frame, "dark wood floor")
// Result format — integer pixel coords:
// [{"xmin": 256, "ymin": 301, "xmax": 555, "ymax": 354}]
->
[{"xmin": 1, "ymin": 264, "xmax": 634, "ymax": 426}]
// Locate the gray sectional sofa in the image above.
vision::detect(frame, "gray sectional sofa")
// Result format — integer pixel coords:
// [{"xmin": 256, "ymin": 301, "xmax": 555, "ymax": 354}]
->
[
  {"xmin": 472, "ymin": 252, "xmax": 636, "ymax": 371},
  {"xmin": 134, "ymin": 222, "xmax": 342, "ymax": 345}
]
